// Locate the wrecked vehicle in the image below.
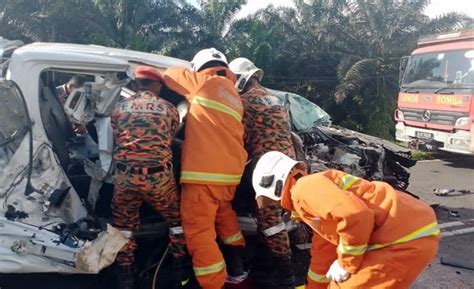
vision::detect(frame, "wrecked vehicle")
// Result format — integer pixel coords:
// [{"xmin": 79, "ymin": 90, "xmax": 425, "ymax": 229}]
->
[
  {"xmin": 269, "ymin": 89, "xmax": 417, "ymax": 191},
  {"xmin": 0, "ymin": 38, "xmax": 416, "ymax": 289},
  {"xmin": 0, "ymin": 39, "xmax": 193, "ymax": 288}
]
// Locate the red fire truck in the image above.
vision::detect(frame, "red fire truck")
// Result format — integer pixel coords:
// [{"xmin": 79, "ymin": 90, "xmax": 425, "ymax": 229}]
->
[{"xmin": 395, "ymin": 30, "xmax": 474, "ymax": 154}]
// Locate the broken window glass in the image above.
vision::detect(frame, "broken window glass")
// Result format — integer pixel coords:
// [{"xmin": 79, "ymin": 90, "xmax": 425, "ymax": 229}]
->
[
  {"xmin": 0, "ymin": 81, "xmax": 28, "ymax": 169},
  {"xmin": 268, "ymin": 89, "xmax": 332, "ymax": 131}
]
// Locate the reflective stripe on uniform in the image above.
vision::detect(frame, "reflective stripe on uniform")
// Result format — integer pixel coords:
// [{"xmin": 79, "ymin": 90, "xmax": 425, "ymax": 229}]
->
[
  {"xmin": 296, "ymin": 243, "xmax": 313, "ymax": 250},
  {"xmin": 169, "ymin": 226, "xmax": 183, "ymax": 235},
  {"xmin": 192, "ymin": 96, "xmax": 242, "ymax": 122},
  {"xmin": 193, "ymin": 260, "xmax": 226, "ymax": 276},
  {"xmin": 262, "ymin": 222, "xmax": 286, "ymax": 237},
  {"xmin": 367, "ymin": 221, "xmax": 440, "ymax": 251},
  {"xmin": 181, "ymin": 171, "xmax": 242, "ymax": 184},
  {"xmin": 340, "ymin": 174, "xmax": 360, "ymax": 190},
  {"xmin": 338, "ymin": 242, "xmax": 368, "ymax": 256},
  {"xmin": 222, "ymin": 231, "xmax": 244, "ymax": 245},
  {"xmin": 307, "ymin": 269, "xmax": 330, "ymax": 283},
  {"xmin": 296, "ymin": 286, "xmax": 306, "ymax": 289},
  {"xmin": 339, "ymin": 221, "xmax": 440, "ymax": 256}
]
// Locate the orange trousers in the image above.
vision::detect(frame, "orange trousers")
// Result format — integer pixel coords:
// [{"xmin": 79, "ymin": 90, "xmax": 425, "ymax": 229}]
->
[
  {"xmin": 180, "ymin": 184, "xmax": 245, "ymax": 289},
  {"xmin": 308, "ymin": 236, "xmax": 439, "ymax": 289}
]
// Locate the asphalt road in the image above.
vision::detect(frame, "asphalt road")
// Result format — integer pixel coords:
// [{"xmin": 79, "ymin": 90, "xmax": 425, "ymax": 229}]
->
[{"xmin": 409, "ymin": 154, "xmax": 474, "ymax": 289}]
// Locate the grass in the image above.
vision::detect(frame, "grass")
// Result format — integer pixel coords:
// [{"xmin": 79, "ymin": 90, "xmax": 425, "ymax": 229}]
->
[
  {"xmin": 393, "ymin": 141, "xmax": 434, "ymax": 161},
  {"xmin": 410, "ymin": 149, "xmax": 434, "ymax": 161}
]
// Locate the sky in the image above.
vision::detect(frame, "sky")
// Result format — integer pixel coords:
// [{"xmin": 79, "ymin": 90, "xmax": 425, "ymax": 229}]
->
[
  {"xmin": 424, "ymin": 0, "xmax": 474, "ymax": 18},
  {"xmin": 188, "ymin": 0, "xmax": 474, "ymax": 19}
]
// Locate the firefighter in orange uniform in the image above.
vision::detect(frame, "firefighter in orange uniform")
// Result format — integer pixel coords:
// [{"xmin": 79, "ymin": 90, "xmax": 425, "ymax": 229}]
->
[
  {"xmin": 252, "ymin": 151, "xmax": 440, "ymax": 289},
  {"xmin": 229, "ymin": 57, "xmax": 297, "ymax": 289},
  {"xmin": 112, "ymin": 66, "xmax": 187, "ymax": 289},
  {"xmin": 163, "ymin": 48, "xmax": 248, "ymax": 289}
]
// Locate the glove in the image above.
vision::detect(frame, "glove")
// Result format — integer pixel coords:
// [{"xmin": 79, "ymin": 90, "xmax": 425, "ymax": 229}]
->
[{"xmin": 326, "ymin": 260, "xmax": 350, "ymax": 283}]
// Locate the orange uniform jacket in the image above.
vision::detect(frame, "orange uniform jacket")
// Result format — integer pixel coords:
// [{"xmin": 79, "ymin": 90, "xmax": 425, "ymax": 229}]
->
[
  {"xmin": 288, "ymin": 169, "xmax": 440, "ymax": 277},
  {"xmin": 163, "ymin": 67, "xmax": 247, "ymax": 185}
]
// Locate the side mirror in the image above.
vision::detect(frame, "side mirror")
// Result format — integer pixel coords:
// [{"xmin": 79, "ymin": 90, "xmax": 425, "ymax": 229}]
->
[{"xmin": 399, "ymin": 56, "xmax": 410, "ymax": 87}]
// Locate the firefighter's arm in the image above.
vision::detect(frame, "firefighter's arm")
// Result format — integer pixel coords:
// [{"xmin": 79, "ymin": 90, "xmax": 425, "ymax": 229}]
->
[
  {"xmin": 306, "ymin": 233, "xmax": 335, "ymax": 289},
  {"xmin": 330, "ymin": 192, "xmax": 374, "ymax": 273},
  {"xmin": 242, "ymin": 108, "xmax": 252, "ymax": 149},
  {"xmin": 170, "ymin": 106, "xmax": 180, "ymax": 137},
  {"xmin": 298, "ymin": 174, "xmax": 374, "ymax": 274},
  {"xmin": 163, "ymin": 67, "xmax": 200, "ymax": 101}
]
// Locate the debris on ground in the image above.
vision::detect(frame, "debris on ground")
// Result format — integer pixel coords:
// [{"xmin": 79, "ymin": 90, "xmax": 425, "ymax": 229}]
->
[
  {"xmin": 440, "ymin": 256, "xmax": 474, "ymax": 271},
  {"xmin": 432, "ymin": 205, "xmax": 460, "ymax": 218},
  {"xmin": 448, "ymin": 209, "xmax": 461, "ymax": 218},
  {"xmin": 433, "ymin": 188, "xmax": 472, "ymax": 197}
]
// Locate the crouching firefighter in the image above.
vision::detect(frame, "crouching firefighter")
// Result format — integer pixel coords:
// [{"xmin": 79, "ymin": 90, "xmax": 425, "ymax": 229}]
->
[
  {"xmin": 163, "ymin": 48, "xmax": 248, "ymax": 289},
  {"xmin": 253, "ymin": 151, "xmax": 440, "ymax": 289},
  {"xmin": 229, "ymin": 57, "xmax": 297, "ymax": 289},
  {"xmin": 111, "ymin": 66, "xmax": 188, "ymax": 289}
]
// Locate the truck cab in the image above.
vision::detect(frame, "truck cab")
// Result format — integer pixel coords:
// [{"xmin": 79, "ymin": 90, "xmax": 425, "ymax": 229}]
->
[{"xmin": 395, "ymin": 30, "xmax": 474, "ymax": 154}]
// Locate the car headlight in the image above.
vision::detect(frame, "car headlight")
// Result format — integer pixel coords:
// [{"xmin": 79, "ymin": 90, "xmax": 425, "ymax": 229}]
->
[{"xmin": 455, "ymin": 117, "xmax": 469, "ymax": 127}]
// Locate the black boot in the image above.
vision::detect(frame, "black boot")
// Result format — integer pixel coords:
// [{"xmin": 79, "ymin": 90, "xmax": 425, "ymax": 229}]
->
[
  {"xmin": 222, "ymin": 245, "xmax": 248, "ymax": 283},
  {"xmin": 116, "ymin": 264, "xmax": 134, "ymax": 289},
  {"xmin": 173, "ymin": 256, "xmax": 193, "ymax": 288},
  {"xmin": 254, "ymin": 255, "xmax": 295, "ymax": 289}
]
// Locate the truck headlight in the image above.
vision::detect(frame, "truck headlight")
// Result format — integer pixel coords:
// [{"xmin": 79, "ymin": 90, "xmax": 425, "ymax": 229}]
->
[
  {"xmin": 455, "ymin": 117, "xmax": 469, "ymax": 127},
  {"xmin": 450, "ymin": 138, "xmax": 469, "ymax": 147}
]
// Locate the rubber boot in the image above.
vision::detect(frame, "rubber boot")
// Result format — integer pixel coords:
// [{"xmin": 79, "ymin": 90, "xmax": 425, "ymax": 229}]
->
[
  {"xmin": 254, "ymin": 255, "xmax": 295, "ymax": 289},
  {"xmin": 116, "ymin": 264, "xmax": 134, "ymax": 289},
  {"xmin": 222, "ymin": 245, "xmax": 248, "ymax": 284}
]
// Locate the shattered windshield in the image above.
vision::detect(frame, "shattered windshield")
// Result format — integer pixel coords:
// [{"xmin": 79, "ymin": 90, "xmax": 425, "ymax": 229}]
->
[
  {"xmin": 402, "ymin": 49, "xmax": 474, "ymax": 89},
  {"xmin": 0, "ymin": 81, "xmax": 28, "ymax": 169},
  {"xmin": 268, "ymin": 89, "xmax": 331, "ymax": 131}
]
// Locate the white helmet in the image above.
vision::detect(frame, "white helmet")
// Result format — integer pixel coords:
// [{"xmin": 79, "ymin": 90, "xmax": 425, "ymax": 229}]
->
[
  {"xmin": 252, "ymin": 151, "xmax": 303, "ymax": 201},
  {"xmin": 229, "ymin": 57, "xmax": 264, "ymax": 92},
  {"xmin": 191, "ymin": 48, "xmax": 228, "ymax": 72}
]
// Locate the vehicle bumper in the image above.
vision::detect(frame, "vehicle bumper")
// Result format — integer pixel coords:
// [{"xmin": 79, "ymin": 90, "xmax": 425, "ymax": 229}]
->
[{"xmin": 396, "ymin": 122, "xmax": 473, "ymax": 155}]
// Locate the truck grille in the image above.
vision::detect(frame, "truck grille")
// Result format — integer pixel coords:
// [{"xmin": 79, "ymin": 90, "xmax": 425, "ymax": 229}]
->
[{"xmin": 401, "ymin": 109, "xmax": 468, "ymax": 126}]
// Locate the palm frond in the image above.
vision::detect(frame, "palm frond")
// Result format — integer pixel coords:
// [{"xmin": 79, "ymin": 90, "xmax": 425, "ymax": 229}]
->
[{"xmin": 335, "ymin": 58, "xmax": 380, "ymax": 103}]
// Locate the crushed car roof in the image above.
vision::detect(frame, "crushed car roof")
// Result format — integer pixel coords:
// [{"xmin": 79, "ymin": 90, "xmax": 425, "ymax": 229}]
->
[{"xmin": 12, "ymin": 42, "xmax": 191, "ymax": 69}]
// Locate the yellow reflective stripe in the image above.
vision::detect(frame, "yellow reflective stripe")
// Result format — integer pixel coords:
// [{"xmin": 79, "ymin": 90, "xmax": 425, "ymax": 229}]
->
[
  {"xmin": 307, "ymin": 269, "xmax": 330, "ymax": 283},
  {"xmin": 340, "ymin": 174, "xmax": 360, "ymax": 190},
  {"xmin": 296, "ymin": 286, "xmax": 306, "ymax": 289},
  {"xmin": 181, "ymin": 171, "xmax": 242, "ymax": 184},
  {"xmin": 222, "ymin": 231, "xmax": 244, "ymax": 245},
  {"xmin": 368, "ymin": 221, "xmax": 440, "ymax": 251},
  {"xmin": 338, "ymin": 241, "xmax": 368, "ymax": 256},
  {"xmin": 193, "ymin": 260, "xmax": 226, "ymax": 276},
  {"xmin": 192, "ymin": 96, "xmax": 242, "ymax": 122},
  {"xmin": 338, "ymin": 222, "xmax": 440, "ymax": 255}
]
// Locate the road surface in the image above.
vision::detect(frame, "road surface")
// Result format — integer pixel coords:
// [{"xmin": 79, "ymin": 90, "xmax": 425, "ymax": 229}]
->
[{"xmin": 410, "ymin": 154, "xmax": 474, "ymax": 289}]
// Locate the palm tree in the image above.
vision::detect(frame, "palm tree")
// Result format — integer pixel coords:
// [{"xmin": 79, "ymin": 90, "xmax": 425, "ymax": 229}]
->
[
  {"xmin": 333, "ymin": 0, "xmax": 466, "ymax": 138},
  {"xmin": 0, "ymin": 0, "xmax": 108, "ymax": 43}
]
